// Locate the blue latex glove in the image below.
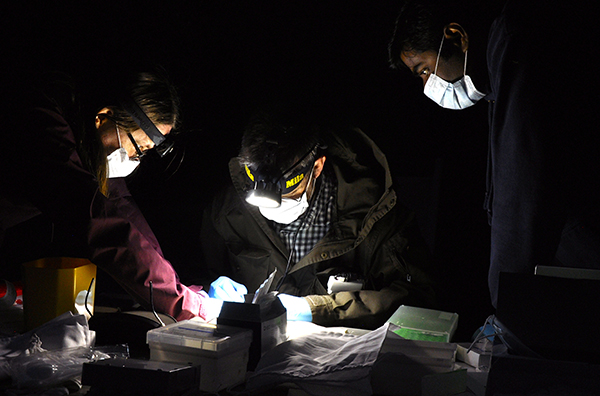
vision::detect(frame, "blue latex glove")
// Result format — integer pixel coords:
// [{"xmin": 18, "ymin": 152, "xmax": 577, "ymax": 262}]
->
[
  {"xmin": 277, "ymin": 293, "xmax": 312, "ymax": 322},
  {"xmin": 208, "ymin": 276, "xmax": 248, "ymax": 302},
  {"xmin": 472, "ymin": 323, "xmax": 497, "ymax": 343}
]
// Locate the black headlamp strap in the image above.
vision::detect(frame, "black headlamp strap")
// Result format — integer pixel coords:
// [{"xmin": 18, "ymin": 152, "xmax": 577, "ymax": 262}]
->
[
  {"xmin": 119, "ymin": 97, "xmax": 166, "ymax": 146},
  {"xmin": 275, "ymin": 144, "xmax": 318, "ymax": 182},
  {"xmin": 246, "ymin": 143, "xmax": 322, "ymax": 194}
]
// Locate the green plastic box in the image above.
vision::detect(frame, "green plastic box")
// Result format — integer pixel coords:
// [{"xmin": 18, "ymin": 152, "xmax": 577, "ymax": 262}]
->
[{"xmin": 387, "ymin": 305, "xmax": 458, "ymax": 342}]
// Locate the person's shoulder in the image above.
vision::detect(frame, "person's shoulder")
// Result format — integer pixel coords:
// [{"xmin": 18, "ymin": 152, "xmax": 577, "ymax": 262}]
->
[
  {"xmin": 205, "ymin": 177, "xmax": 242, "ymax": 214},
  {"xmin": 323, "ymin": 127, "xmax": 379, "ymax": 155}
]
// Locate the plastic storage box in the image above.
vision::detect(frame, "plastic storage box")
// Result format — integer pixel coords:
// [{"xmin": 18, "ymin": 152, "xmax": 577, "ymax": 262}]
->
[
  {"xmin": 147, "ymin": 319, "xmax": 252, "ymax": 392},
  {"xmin": 386, "ymin": 305, "xmax": 458, "ymax": 342},
  {"xmin": 372, "ymin": 330, "xmax": 458, "ymax": 396},
  {"xmin": 82, "ymin": 358, "xmax": 201, "ymax": 396}
]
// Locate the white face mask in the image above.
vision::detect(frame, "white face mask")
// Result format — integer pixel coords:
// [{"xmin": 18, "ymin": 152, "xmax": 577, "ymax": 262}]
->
[
  {"xmin": 106, "ymin": 126, "xmax": 140, "ymax": 178},
  {"xmin": 259, "ymin": 167, "xmax": 314, "ymax": 224},
  {"xmin": 259, "ymin": 192, "xmax": 310, "ymax": 224},
  {"xmin": 423, "ymin": 36, "xmax": 486, "ymax": 110}
]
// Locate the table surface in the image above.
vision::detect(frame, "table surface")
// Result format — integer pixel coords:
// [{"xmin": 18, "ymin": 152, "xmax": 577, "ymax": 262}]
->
[{"xmin": 1, "ymin": 307, "xmax": 485, "ymax": 396}]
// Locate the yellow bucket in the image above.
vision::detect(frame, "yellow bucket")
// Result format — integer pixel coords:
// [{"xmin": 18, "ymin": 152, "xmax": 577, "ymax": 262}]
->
[{"xmin": 23, "ymin": 257, "xmax": 97, "ymax": 330}]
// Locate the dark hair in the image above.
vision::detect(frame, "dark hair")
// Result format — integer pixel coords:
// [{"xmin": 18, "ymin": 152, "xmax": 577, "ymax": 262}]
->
[
  {"xmin": 388, "ymin": 0, "xmax": 464, "ymax": 69},
  {"xmin": 79, "ymin": 68, "xmax": 181, "ymax": 195},
  {"xmin": 107, "ymin": 70, "xmax": 181, "ymax": 134},
  {"xmin": 239, "ymin": 108, "xmax": 321, "ymax": 179}
]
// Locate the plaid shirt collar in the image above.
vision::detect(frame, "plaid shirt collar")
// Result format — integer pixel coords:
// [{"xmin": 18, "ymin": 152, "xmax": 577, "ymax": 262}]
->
[{"xmin": 272, "ymin": 169, "xmax": 337, "ymax": 263}]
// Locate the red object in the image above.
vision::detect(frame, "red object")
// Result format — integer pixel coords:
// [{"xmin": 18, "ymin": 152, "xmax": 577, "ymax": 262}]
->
[
  {"xmin": 0, "ymin": 280, "xmax": 23, "ymax": 306},
  {"xmin": 14, "ymin": 281, "xmax": 23, "ymax": 305}
]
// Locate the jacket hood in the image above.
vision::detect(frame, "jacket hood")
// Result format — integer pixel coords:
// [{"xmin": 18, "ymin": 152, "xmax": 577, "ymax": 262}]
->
[{"xmin": 229, "ymin": 127, "xmax": 396, "ymax": 247}]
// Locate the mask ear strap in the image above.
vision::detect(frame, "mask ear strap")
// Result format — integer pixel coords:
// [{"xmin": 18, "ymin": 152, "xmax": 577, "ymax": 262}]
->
[
  {"xmin": 306, "ymin": 162, "xmax": 316, "ymax": 190},
  {"xmin": 115, "ymin": 125, "xmax": 123, "ymax": 148},
  {"xmin": 305, "ymin": 163, "xmax": 319, "ymax": 203},
  {"xmin": 463, "ymin": 50, "xmax": 468, "ymax": 76},
  {"xmin": 434, "ymin": 35, "xmax": 444, "ymax": 75}
]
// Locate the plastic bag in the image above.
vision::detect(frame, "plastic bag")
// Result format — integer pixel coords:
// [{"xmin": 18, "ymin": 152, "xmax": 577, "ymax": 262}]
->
[{"xmin": 8, "ymin": 344, "xmax": 129, "ymax": 389}]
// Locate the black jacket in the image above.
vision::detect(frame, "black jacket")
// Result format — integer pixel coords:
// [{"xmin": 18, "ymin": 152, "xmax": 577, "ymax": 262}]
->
[{"xmin": 201, "ymin": 127, "xmax": 436, "ymax": 329}]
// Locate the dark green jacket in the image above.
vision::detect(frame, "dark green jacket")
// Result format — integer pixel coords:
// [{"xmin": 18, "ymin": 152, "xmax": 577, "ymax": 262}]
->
[{"xmin": 201, "ymin": 128, "xmax": 436, "ymax": 329}]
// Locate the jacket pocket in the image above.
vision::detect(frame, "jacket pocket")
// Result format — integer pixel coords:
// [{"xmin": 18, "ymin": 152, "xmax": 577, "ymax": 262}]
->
[
  {"xmin": 382, "ymin": 233, "xmax": 412, "ymax": 283},
  {"xmin": 226, "ymin": 245, "xmax": 272, "ymax": 291}
]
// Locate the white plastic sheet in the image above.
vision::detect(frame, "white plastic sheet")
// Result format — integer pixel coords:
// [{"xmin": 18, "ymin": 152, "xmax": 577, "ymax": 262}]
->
[
  {"xmin": 247, "ymin": 322, "xmax": 458, "ymax": 396},
  {"xmin": 0, "ymin": 312, "xmax": 95, "ymax": 382}
]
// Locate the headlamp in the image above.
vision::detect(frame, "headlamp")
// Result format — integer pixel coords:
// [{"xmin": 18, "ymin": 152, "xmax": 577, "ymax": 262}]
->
[
  {"xmin": 244, "ymin": 144, "xmax": 318, "ymax": 208},
  {"xmin": 245, "ymin": 178, "xmax": 282, "ymax": 208}
]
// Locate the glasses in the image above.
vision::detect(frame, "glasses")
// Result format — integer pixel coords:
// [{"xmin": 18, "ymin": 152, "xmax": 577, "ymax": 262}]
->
[
  {"xmin": 124, "ymin": 131, "xmax": 175, "ymax": 160},
  {"xmin": 126, "ymin": 132, "xmax": 145, "ymax": 160}
]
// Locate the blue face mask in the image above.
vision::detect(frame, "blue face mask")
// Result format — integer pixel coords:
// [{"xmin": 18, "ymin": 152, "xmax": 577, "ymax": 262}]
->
[{"xmin": 423, "ymin": 36, "xmax": 486, "ymax": 110}]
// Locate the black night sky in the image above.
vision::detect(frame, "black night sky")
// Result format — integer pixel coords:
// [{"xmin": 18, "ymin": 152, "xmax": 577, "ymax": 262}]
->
[{"xmin": 4, "ymin": 1, "xmax": 495, "ymax": 339}]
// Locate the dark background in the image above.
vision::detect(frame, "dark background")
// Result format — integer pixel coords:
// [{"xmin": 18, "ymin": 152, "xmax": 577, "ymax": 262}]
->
[{"xmin": 4, "ymin": 1, "xmax": 494, "ymax": 340}]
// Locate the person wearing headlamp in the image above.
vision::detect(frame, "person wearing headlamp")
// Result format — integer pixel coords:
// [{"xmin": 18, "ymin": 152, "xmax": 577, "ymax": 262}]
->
[
  {"xmin": 1, "ymin": 66, "xmax": 207, "ymax": 322},
  {"xmin": 201, "ymin": 109, "xmax": 436, "ymax": 329}
]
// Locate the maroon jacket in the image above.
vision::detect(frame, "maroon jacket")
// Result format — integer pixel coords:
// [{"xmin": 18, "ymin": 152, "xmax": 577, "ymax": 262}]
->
[{"xmin": 1, "ymin": 95, "xmax": 205, "ymax": 321}]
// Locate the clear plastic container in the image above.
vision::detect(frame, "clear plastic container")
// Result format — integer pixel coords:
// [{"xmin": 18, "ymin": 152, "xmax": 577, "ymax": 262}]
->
[
  {"xmin": 386, "ymin": 305, "xmax": 459, "ymax": 342},
  {"xmin": 147, "ymin": 319, "xmax": 252, "ymax": 392}
]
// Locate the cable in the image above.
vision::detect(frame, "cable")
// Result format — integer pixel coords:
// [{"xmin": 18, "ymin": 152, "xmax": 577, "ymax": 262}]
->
[
  {"xmin": 275, "ymin": 224, "xmax": 302, "ymax": 292},
  {"xmin": 162, "ymin": 143, "xmax": 186, "ymax": 181},
  {"xmin": 274, "ymin": 167, "xmax": 318, "ymax": 292},
  {"xmin": 84, "ymin": 278, "xmax": 94, "ymax": 318},
  {"xmin": 149, "ymin": 281, "xmax": 166, "ymax": 327},
  {"xmin": 467, "ymin": 314, "xmax": 512, "ymax": 353}
]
